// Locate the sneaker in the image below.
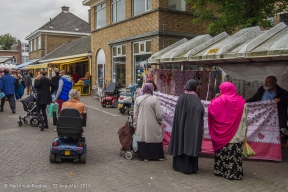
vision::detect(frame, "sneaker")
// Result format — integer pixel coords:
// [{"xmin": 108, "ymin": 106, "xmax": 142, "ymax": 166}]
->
[
  {"xmin": 144, "ymin": 159, "xmax": 149, "ymax": 162},
  {"xmin": 159, "ymin": 156, "xmax": 168, "ymax": 161},
  {"xmin": 281, "ymin": 128, "xmax": 288, "ymax": 136}
]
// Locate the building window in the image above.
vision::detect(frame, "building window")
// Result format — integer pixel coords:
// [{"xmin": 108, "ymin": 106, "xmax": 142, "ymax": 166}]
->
[
  {"xmin": 30, "ymin": 41, "xmax": 32, "ymax": 52},
  {"xmin": 95, "ymin": 2, "xmax": 106, "ymax": 29},
  {"xmin": 133, "ymin": 0, "xmax": 151, "ymax": 16},
  {"xmin": 133, "ymin": 40, "xmax": 151, "ymax": 86},
  {"xmin": 112, "ymin": 45, "xmax": 126, "ymax": 87},
  {"xmin": 168, "ymin": 0, "xmax": 186, "ymax": 11},
  {"xmin": 112, "ymin": 0, "xmax": 125, "ymax": 23},
  {"xmin": 280, "ymin": 14, "xmax": 288, "ymax": 25},
  {"xmin": 38, "ymin": 36, "xmax": 41, "ymax": 49},
  {"xmin": 33, "ymin": 39, "xmax": 36, "ymax": 51}
]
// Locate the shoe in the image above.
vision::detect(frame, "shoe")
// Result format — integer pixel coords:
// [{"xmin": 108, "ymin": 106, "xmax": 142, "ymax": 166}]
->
[
  {"xmin": 144, "ymin": 159, "xmax": 149, "ymax": 162},
  {"xmin": 39, "ymin": 124, "xmax": 48, "ymax": 128},
  {"xmin": 281, "ymin": 128, "xmax": 288, "ymax": 136},
  {"xmin": 159, "ymin": 156, "xmax": 168, "ymax": 161},
  {"xmin": 0, "ymin": 109, "xmax": 3, "ymax": 112},
  {"xmin": 12, "ymin": 110, "xmax": 15, "ymax": 113},
  {"xmin": 40, "ymin": 125, "xmax": 45, "ymax": 131}
]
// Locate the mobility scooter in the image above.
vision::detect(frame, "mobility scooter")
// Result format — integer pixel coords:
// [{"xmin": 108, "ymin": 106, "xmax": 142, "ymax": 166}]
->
[
  {"xmin": 49, "ymin": 108, "xmax": 87, "ymax": 163},
  {"xmin": 117, "ymin": 83, "xmax": 138, "ymax": 114},
  {"xmin": 101, "ymin": 82, "xmax": 120, "ymax": 108}
]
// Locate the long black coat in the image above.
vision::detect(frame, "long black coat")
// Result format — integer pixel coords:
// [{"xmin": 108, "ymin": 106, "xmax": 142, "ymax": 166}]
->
[
  {"xmin": 246, "ymin": 84, "xmax": 288, "ymax": 128},
  {"xmin": 34, "ymin": 77, "xmax": 55, "ymax": 105},
  {"xmin": 169, "ymin": 94, "xmax": 204, "ymax": 157}
]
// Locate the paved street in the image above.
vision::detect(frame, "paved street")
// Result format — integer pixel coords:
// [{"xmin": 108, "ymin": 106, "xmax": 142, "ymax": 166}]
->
[{"xmin": 0, "ymin": 96, "xmax": 288, "ymax": 192}]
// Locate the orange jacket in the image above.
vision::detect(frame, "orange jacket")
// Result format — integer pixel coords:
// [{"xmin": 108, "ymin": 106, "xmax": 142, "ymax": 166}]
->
[{"xmin": 62, "ymin": 98, "xmax": 85, "ymax": 114}]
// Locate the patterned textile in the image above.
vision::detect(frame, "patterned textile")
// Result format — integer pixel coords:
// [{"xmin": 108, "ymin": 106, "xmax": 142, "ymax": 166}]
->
[
  {"xmin": 155, "ymin": 92, "xmax": 282, "ymax": 161},
  {"xmin": 154, "ymin": 70, "xmax": 215, "ymax": 99},
  {"xmin": 214, "ymin": 142, "xmax": 243, "ymax": 180}
]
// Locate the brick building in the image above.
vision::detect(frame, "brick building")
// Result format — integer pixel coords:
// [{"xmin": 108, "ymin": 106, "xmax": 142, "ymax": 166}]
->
[
  {"xmin": 0, "ymin": 39, "xmax": 21, "ymax": 64},
  {"xmin": 25, "ymin": 6, "xmax": 91, "ymax": 60},
  {"xmin": 82, "ymin": 0, "xmax": 207, "ymax": 88}
]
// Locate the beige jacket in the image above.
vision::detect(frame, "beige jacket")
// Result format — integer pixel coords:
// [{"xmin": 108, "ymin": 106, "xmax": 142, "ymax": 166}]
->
[
  {"xmin": 230, "ymin": 104, "xmax": 248, "ymax": 143},
  {"xmin": 133, "ymin": 94, "xmax": 163, "ymax": 143}
]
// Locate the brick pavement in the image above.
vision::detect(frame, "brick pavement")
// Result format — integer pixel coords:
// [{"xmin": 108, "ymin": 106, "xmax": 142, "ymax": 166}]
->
[{"xmin": 0, "ymin": 96, "xmax": 287, "ymax": 192}]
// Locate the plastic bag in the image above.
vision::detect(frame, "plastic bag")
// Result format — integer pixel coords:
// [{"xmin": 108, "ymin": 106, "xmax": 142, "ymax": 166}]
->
[
  {"xmin": 242, "ymin": 139, "xmax": 256, "ymax": 158},
  {"xmin": 0, "ymin": 92, "xmax": 5, "ymax": 99},
  {"xmin": 48, "ymin": 103, "xmax": 55, "ymax": 117},
  {"xmin": 132, "ymin": 133, "xmax": 138, "ymax": 153}
]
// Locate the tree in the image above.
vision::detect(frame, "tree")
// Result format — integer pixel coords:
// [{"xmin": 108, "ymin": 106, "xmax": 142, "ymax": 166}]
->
[
  {"xmin": 187, "ymin": 0, "xmax": 288, "ymax": 35},
  {"xmin": 0, "ymin": 33, "xmax": 17, "ymax": 50}
]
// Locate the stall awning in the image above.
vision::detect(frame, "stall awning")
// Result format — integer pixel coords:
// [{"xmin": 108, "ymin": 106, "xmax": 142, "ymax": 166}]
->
[
  {"xmin": 48, "ymin": 57, "xmax": 89, "ymax": 65},
  {"xmin": 15, "ymin": 59, "xmax": 39, "ymax": 69},
  {"xmin": 27, "ymin": 63, "xmax": 48, "ymax": 69}
]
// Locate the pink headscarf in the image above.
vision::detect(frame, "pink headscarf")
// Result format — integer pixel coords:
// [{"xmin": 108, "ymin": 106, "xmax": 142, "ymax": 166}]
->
[{"xmin": 208, "ymin": 82, "xmax": 245, "ymax": 152}]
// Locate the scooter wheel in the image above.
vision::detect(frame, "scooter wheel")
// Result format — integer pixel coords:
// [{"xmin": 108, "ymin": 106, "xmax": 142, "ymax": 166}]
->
[
  {"xmin": 101, "ymin": 102, "xmax": 106, "ymax": 108},
  {"xmin": 119, "ymin": 108, "xmax": 126, "ymax": 114}
]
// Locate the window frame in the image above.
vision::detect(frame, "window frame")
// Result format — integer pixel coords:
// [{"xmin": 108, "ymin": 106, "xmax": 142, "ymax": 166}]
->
[
  {"xmin": 94, "ymin": 2, "xmax": 107, "ymax": 29},
  {"xmin": 33, "ymin": 39, "xmax": 36, "ymax": 51},
  {"xmin": 112, "ymin": 44, "xmax": 126, "ymax": 86},
  {"xmin": 111, "ymin": 0, "xmax": 125, "ymax": 23},
  {"xmin": 132, "ymin": 0, "xmax": 152, "ymax": 16},
  {"xmin": 38, "ymin": 36, "xmax": 41, "ymax": 50},
  {"xmin": 168, "ymin": 0, "xmax": 186, "ymax": 11}
]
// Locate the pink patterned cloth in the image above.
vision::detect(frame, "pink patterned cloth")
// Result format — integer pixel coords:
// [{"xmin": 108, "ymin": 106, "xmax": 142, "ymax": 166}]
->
[
  {"xmin": 208, "ymin": 82, "xmax": 246, "ymax": 151},
  {"xmin": 155, "ymin": 92, "xmax": 282, "ymax": 161}
]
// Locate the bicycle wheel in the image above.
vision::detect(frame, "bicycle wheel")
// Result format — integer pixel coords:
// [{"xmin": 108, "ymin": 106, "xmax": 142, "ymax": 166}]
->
[{"xmin": 91, "ymin": 87, "xmax": 99, "ymax": 100}]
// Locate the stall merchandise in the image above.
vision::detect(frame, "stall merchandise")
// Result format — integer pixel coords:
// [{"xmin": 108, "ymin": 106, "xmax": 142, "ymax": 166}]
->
[
  {"xmin": 151, "ymin": 69, "xmax": 216, "ymax": 100},
  {"xmin": 154, "ymin": 92, "xmax": 282, "ymax": 161}
]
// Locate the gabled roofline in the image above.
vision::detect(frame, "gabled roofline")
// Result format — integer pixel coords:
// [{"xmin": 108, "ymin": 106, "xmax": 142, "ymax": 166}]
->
[
  {"xmin": 26, "ymin": 30, "xmax": 90, "ymax": 40},
  {"xmin": 39, "ymin": 53, "xmax": 92, "ymax": 63}
]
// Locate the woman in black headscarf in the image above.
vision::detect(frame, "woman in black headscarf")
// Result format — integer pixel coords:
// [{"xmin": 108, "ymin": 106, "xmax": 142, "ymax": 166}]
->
[{"xmin": 169, "ymin": 79, "xmax": 204, "ymax": 174}]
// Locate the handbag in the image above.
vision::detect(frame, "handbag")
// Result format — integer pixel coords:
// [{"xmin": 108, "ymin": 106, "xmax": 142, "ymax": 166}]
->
[{"xmin": 242, "ymin": 139, "xmax": 256, "ymax": 158}]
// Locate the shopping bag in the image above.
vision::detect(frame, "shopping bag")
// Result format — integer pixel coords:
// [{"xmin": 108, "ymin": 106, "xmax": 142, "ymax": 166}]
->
[
  {"xmin": 48, "ymin": 103, "xmax": 55, "ymax": 117},
  {"xmin": 0, "ymin": 92, "xmax": 5, "ymax": 99},
  {"xmin": 132, "ymin": 133, "xmax": 138, "ymax": 153},
  {"xmin": 242, "ymin": 139, "xmax": 256, "ymax": 158}
]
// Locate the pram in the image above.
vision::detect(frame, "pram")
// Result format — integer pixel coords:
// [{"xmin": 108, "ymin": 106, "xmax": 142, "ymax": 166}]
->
[
  {"xmin": 118, "ymin": 110, "xmax": 137, "ymax": 160},
  {"xmin": 101, "ymin": 82, "xmax": 120, "ymax": 108},
  {"xmin": 18, "ymin": 94, "xmax": 40, "ymax": 127}
]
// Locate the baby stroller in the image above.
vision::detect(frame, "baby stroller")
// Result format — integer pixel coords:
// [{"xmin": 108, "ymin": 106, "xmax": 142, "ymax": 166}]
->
[
  {"xmin": 18, "ymin": 94, "xmax": 40, "ymax": 127},
  {"xmin": 118, "ymin": 110, "xmax": 137, "ymax": 160},
  {"xmin": 49, "ymin": 108, "xmax": 87, "ymax": 163},
  {"xmin": 101, "ymin": 82, "xmax": 120, "ymax": 108}
]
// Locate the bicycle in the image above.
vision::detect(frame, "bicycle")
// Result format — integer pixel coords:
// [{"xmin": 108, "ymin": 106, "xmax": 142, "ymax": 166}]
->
[{"xmin": 91, "ymin": 83, "xmax": 104, "ymax": 102}]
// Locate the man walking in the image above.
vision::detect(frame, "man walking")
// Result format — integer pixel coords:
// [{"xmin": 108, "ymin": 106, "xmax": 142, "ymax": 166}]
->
[
  {"xmin": 23, "ymin": 71, "xmax": 32, "ymax": 95},
  {"xmin": 53, "ymin": 70, "xmax": 72, "ymax": 114},
  {"xmin": 0, "ymin": 69, "xmax": 17, "ymax": 113}
]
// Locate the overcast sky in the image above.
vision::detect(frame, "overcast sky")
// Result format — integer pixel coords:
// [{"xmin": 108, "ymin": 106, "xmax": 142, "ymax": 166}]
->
[{"xmin": 0, "ymin": 0, "xmax": 90, "ymax": 42}]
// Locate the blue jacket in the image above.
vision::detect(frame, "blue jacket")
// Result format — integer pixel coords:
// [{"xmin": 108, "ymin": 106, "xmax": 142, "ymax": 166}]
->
[
  {"xmin": 0, "ymin": 74, "xmax": 16, "ymax": 95},
  {"xmin": 58, "ymin": 77, "xmax": 72, "ymax": 101}
]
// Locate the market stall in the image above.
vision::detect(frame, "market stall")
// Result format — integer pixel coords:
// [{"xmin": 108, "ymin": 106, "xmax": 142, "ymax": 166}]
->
[{"xmin": 147, "ymin": 22, "xmax": 288, "ymax": 161}]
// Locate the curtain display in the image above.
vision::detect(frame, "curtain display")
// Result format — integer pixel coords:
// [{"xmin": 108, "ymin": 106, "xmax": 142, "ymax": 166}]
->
[{"xmin": 154, "ymin": 92, "xmax": 282, "ymax": 161}]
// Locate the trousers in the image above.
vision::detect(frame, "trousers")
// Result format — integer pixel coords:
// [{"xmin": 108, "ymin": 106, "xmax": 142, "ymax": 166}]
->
[{"xmin": 1, "ymin": 94, "xmax": 16, "ymax": 112}]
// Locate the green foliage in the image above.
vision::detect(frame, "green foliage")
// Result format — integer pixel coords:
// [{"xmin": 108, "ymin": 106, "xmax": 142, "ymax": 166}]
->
[
  {"xmin": 0, "ymin": 33, "xmax": 17, "ymax": 50},
  {"xmin": 187, "ymin": 0, "xmax": 288, "ymax": 35}
]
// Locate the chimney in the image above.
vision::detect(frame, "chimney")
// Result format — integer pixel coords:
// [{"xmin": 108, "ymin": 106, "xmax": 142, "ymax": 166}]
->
[{"xmin": 61, "ymin": 6, "xmax": 69, "ymax": 12}]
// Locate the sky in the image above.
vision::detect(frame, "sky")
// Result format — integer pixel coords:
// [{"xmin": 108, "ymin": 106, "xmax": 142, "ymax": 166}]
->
[{"xmin": 0, "ymin": 0, "xmax": 90, "ymax": 42}]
